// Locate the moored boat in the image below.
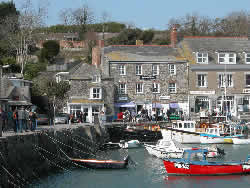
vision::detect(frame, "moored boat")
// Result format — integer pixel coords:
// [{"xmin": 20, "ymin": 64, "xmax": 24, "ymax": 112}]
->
[
  {"xmin": 163, "ymin": 149, "xmax": 250, "ymax": 176},
  {"xmin": 70, "ymin": 155, "xmax": 130, "ymax": 169},
  {"xmin": 232, "ymin": 137, "xmax": 250, "ymax": 145},
  {"xmin": 144, "ymin": 139, "xmax": 224, "ymax": 159},
  {"xmin": 119, "ymin": 140, "xmax": 141, "ymax": 149}
]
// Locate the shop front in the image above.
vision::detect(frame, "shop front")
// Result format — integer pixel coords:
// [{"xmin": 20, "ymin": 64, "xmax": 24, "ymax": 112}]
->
[{"xmin": 68, "ymin": 99, "xmax": 104, "ymax": 123}]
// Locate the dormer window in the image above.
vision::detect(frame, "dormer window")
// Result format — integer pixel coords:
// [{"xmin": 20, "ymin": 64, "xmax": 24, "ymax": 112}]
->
[
  {"xmin": 245, "ymin": 53, "xmax": 250, "ymax": 64},
  {"xmin": 92, "ymin": 75, "xmax": 101, "ymax": 83},
  {"xmin": 218, "ymin": 53, "xmax": 236, "ymax": 64},
  {"xmin": 196, "ymin": 52, "xmax": 208, "ymax": 64}
]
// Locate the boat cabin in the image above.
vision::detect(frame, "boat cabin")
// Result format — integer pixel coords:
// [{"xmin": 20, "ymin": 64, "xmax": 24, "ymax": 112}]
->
[
  {"xmin": 182, "ymin": 149, "xmax": 208, "ymax": 162},
  {"xmin": 205, "ymin": 127, "xmax": 221, "ymax": 137},
  {"xmin": 172, "ymin": 120, "xmax": 196, "ymax": 132}
]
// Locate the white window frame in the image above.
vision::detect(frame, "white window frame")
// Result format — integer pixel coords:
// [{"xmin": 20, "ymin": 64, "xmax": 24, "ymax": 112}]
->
[
  {"xmin": 218, "ymin": 53, "xmax": 236, "ymax": 64},
  {"xmin": 152, "ymin": 83, "xmax": 160, "ymax": 93},
  {"xmin": 118, "ymin": 65, "xmax": 126, "ymax": 75},
  {"xmin": 92, "ymin": 75, "xmax": 101, "ymax": 83},
  {"xmin": 197, "ymin": 74, "xmax": 207, "ymax": 87},
  {"xmin": 136, "ymin": 83, "xmax": 143, "ymax": 94},
  {"xmin": 218, "ymin": 74, "xmax": 233, "ymax": 88},
  {"xmin": 168, "ymin": 83, "xmax": 176, "ymax": 93},
  {"xmin": 118, "ymin": 83, "xmax": 127, "ymax": 94},
  {"xmin": 90, "ymin": 88, "xmax": 102, "ymax": 99},
  {"xmin": 245, "ymin": 53, "xmax": 250, "ymax": 64},
  {"xmin": 196, "ymin": 52, "xmax": 208, "ymax": 64},
  {"xmin": 168, "ymin": 64, "xmax": 176, "ymax": 75},
  {"xmin": 152, "ymin": 65, "xmax": 159, "ymax": 76},
  {"xmin": 135, "ymin": 65, "xmax": 142, "ymax": 75}
]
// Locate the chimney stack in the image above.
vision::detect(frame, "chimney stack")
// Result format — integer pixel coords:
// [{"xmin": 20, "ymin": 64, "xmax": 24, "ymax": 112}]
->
[
  {"xmin": 171, "ymin": 26, "xmax": 177, "ymax": 48},
  {"xmin": 92, "ymin": 40, "xmax": 104, "ymax": 67}
]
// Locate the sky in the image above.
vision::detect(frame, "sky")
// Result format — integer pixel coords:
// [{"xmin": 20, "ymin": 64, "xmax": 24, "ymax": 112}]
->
[{"xmin": 3, "ymin": 0, "xmax": 250, "ymax": 30}]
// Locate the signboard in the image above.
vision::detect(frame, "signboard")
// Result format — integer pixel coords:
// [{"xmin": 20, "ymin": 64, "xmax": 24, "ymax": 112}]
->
[
  {"xmin": 139, "ymin": 75, "xmax": 156, "ymax": 80},
  {"xmin": 159, "ymin": 96, "xmax": 170, "ymax": 100},
  {"xmin": 243, "ymin": 89, "xmax": 250, "ymax": 94},
  {"xmin": 119, "ymin": 97, "xmax": 128, "ymax": 101},
  {"xmin": 190, "ymin": 90, "xmax": 215, "ymax": 95}
]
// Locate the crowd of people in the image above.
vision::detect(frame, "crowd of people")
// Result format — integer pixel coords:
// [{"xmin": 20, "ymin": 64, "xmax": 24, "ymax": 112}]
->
[
  {"xmin": 116, "ymin": 108, "xmax": 180, "ymax": 122},
  {"xmin": 0, "ymin": 106, "xmax": 37, "ymax": 134}
]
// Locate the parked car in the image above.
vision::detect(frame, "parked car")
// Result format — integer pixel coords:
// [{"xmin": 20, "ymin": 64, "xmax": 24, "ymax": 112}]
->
[
  {"xmin": 36, "ymin": 114, "xmax": 49, "ymax": 125},
  {"xmin": 54, "ymin": 113, "xmax": 70, "ymax": 124}
]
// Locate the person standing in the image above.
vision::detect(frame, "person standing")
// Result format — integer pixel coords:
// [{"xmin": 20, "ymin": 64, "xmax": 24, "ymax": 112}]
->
[
  {"xmin": 7, "ymin": 108, "xmax": 13, "ymax": 132},
  {"xmin": 24, "ymin": 108, "xmax": 30, "ymax": 131},
  {"xmin": 1, "ymin": 109, "xmax": 7, "ymax": 132},
  {"xmin": 30, "ymin": 111, "xmax": 37, "ymax": 131},
  {"xmin": 18, "ymin": 107, "xmax": 25, "ymax": 133},
  {"xmin": 13, "ymin": 109, "xmax": 18, "ymax": 132}
]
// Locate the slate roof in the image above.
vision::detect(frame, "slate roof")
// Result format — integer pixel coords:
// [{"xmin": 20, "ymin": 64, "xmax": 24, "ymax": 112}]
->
[
  {"xmin": 181, "ymin": 36, "xmax": 250, "ymax": 52},
  {"xmin": 104, "ymin": 45, "xmax": 184, "ymax": 62},
  {"xmin": 69, "ymin": 62, "xmax": 101, "ymax": 80}
]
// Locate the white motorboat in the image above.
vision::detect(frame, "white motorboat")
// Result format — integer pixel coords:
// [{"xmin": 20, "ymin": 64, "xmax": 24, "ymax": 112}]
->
[
  {"xmin": 232, "ymin": 137, "xmax": 250, "ymax": 145},
  {"xmin": 119, "ymin": 140, "xmax": 141, "ymax": 149},
  {"xmin": 144, "ymin": 139, "xmax": 185, "ymax": 159},
  {"xmin": 161, "ymin": 120, "xmax": 202, "ymax": 144},
  {"xmin": 144, "ymin": 139, "xmax": 224, "ymax": 159}
]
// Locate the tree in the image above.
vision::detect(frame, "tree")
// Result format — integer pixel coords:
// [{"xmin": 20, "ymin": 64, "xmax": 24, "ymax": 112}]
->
[
  {"xmin": 32, "ymin": 78, "xmax": 70, "ymax": 113},
  {"xmin": 58, "ymin": 3, "xmax": 95, "ymax": 40},
  {"xmin": 41, "ymin": 40, "xmax": 60, "ymax": 63},
  {"xmin": 2, "ymin": 0, "xmax": 48, "ymax": 74},
  {"xmin": 140, "ymin": 30, "xmax": 155, "ymax": 44}
]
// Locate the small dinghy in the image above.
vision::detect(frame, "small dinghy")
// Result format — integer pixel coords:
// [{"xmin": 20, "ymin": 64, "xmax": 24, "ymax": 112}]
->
[
  {"xmin": 59, "ymin": 148, "xmax": 129, "ymax": 169},
  {"xmin": 70, "ymin": 155, "xmax": 130, "ymax": 169},
  {"xmin": 119, "ymin": 140, "xmax": 141, "ymax": 149}
]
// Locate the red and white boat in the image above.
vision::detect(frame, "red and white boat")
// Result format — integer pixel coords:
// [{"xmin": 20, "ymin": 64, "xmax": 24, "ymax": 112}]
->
[{"xmin": 163, "ymin": 148, "xmax": 250, "ymax": 176}]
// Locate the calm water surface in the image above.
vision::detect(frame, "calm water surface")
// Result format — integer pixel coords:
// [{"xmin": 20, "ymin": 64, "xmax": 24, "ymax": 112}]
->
[{"xmin": 30, "ymin": 144, "xmax": 250, "ymax": 188}]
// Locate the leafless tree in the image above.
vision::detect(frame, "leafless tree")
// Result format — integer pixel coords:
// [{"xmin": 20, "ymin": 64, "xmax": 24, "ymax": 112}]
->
[
  {"xmin": 100, "ymin": 11, "xmax": 111, "ymax": 40},
  {"xmin": 2, "ymin": 0, "xmax": 48, "ymax": 74}
]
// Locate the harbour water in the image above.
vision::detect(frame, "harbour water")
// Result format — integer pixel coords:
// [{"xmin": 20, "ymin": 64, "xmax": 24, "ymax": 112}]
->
[{"xmin": 30, "ymin": 144, "xmax": 250, "ymax": 188}]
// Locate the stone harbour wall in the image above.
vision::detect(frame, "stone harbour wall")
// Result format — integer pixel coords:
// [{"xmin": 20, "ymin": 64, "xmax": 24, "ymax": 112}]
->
[{"xmin": 0, "ymin": 125, "xmax": 109, "ymax": 188}]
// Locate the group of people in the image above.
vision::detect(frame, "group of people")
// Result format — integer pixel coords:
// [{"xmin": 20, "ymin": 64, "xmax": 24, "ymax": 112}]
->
[
  {"xmin": 70, "ymin": 111, "xmax": 87, "ymax": 123},
  {"xmin": 116, "ymin": 108, "xmax": 184, "ymax": 123},
  {"xmin": 0, "ymin": 106, "xmax": 37, "ymax": 134}
]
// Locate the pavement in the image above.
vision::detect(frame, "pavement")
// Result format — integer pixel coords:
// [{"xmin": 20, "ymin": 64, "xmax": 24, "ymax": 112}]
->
[{"xmin": 0, "ymin": 122, "xmax": 93, "ymax": 138}]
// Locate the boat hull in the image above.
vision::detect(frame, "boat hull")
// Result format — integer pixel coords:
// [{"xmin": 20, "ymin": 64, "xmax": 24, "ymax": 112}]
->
[
  {"xmin": 161, "ymin": 129, "xmax": 201, "ymax": 144},
  {"xmin": 163, "ymin": 160, "xmax": 250, "ymax": 176},
  {"xmin": 144, "ymin": 144, "xmax": 183, "ymax": 159},
  {"xmin": 70, "ymin": 157, "xmax": 129, "ymax": 169},
  {"xmin": 232, "ymin": 138, "xmax": 250, "ymax": 145},
  {"xmin": 200, "ymin": 136, "xmax": 226, "ymax": 144}
]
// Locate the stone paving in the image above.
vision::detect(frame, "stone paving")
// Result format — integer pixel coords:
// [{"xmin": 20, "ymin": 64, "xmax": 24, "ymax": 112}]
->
[{"xmin": 0, "ymin": 122, "xmax": 93, "ymax": 138}]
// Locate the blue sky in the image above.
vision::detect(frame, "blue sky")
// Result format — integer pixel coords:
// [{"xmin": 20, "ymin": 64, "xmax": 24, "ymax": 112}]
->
[{"xmin": 3, "ymin": 0, "xmax": 250, "ymax": 30}]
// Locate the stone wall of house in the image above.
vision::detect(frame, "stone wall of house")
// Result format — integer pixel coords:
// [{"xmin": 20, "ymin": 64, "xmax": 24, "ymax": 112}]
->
[
  {"xmin": 0, "ymin": 125, "xmax": 109, "ymax": 187},
  {"xmin": 109, "ymin": 62, "xmax": 188, "ymax": 104}
]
